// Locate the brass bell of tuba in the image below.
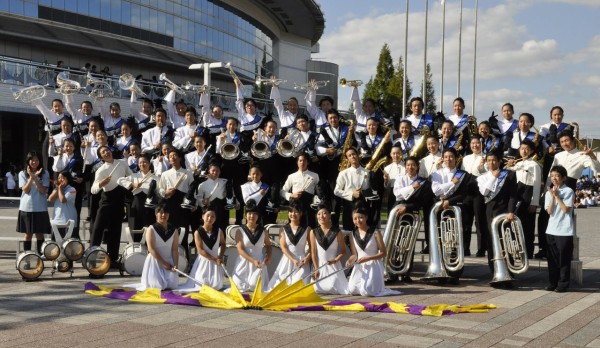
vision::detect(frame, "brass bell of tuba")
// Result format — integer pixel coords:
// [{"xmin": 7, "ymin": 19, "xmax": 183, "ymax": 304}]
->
[
  {"xmin": 422, "ymin": 201, "xmax": 465, "ymax": 281},
  {"xmin": 489, "ymin": 213, "xmax": 528, "ymax": 285},
  {"xmin": 251, "ymin": 129, "xmax": 271, "ymax": 159},
  {"xmin": 382, "ymin": 206, "xmax": 423, "ymax": 277}
]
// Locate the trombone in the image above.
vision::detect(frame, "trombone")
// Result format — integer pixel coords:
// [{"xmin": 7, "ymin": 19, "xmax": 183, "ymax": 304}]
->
[
  {"xmin": 159, "ymin": 73, "xmax": 186, "ymax": 95},
  {"xmin": 256, "ymin": 76, "xmax": 286, "ymax": 87},
  {"xmin": 293, "ymin": 80, "xmax": 330, "ymax": 91},
  {"xmin": 339, "ymin": 78, "xmax": 363, "ymax": 88},
  {"xmin": 119, "ymin": 73, "xmax": 147, "ymax": 97}
]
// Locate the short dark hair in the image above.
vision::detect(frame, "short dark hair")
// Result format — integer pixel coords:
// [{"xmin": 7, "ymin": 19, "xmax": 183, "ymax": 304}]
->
[
  {"xmin": 319, "ymin": 96, "xmax": 334, "ymax": 107},
  {"xmin": 550, "ymin": 165, "xmax": 568, "ymax": 178},
  {"xmin": 442, "ymin": 147, "xmax": 458, "ymax": 158}
]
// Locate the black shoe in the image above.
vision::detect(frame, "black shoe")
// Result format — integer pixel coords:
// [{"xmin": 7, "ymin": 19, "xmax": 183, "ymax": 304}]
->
[
  {"xmin": 420, "ymin": 246, "xmax": 429, "ymax": 254},
  {"xmin": 401, "ymin": 275, "xmax": 413, "ymax": 283},
  {"xmin": 476, "ymin": 250, "xmax": 486, "ymax": 257},
  {"xmin": 110, "ymin": 261, "xmax": 121, "ymax": 270},
  {"xmin": 181, "ymin": 197, "xmax": 196, "ymax": 210},
  {"xmin": 464, "ymin": 250, "xmax": 471, "ymax": 257},
  {"xmin": 448, "ymin": 277, "xmax": 460, "ymax": 285},
  {"xmin": 534, "ymin": 250, "xmax": 546, "ymax": 259},
  {"xmin": 544, "ymin": 285, "xmax": 557, "ymax": 291},
  {"xmin": 555, "ymin": 287, "xmax": 567, "ymax": 293},
  {"xmin": 224, "ymin": 197, "xmax": 236, "ymax": 210},
  {"xmin": 504, "ymin": 282, "xmax": 515, "ymax": 289}
]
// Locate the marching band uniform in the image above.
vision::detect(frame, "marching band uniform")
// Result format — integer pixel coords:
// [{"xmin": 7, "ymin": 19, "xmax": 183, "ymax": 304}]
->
[
  {"xmin": 241, "ymin": 180, "xmax": 269, "ymax": 223},
  {"xmin": 164, "ymin": 89, "xmax": 187, "ymax": 129},
  {"xmin": 402, "ymin": 112, "xmax": 434, "ymax": 139},
  {"xmin": 173, "ymin": 124, "xmax": 207, "ymax": 153},
  {"xmin": 91, "ymin": 159, "xmax": 132, "ymax": 263},
  {"xmin": 304, "ymin": 88, "xmax": 328, "ymax": 130},
  {"xmin": 129, "ymin": 91, "xmax": 152, "ymax": 131},
  {"xmin": 32, "ymin": 98, "xmax": 70, "ymax": 173},
  {"xmin": 461, "ymin": 151, "xmax": 489, "ymax": 256},
  {"xmin": 267, "ymin": 224, "xmax": 311, "ymax": 291},
  {"xmin": 232, "ymin": 224, "xmax": 270, "ymax": 292},
  {"xmin": 199, "ymin": 92, "xmax": 227, "ymax": 148},
  {"xmin": 270, "ymin": 86, "xmax": 298, "ymax": 130},
  {"xmin": 351, "ymin": 87, "xmax": 385, "ymax": 133},
  {"xmin": 539, "ymin": 121, "xmax": 572, "ymax": 181},
  {"xmin": 490, "ymin": 115, "xmax": 518, "ymax": 153},
  {"xmin": 447, "ymin": 113, "xmax": 472, "ymax": 152},
  {"xmin": 383, "ymin": 160, "xmax": 405, "ymax": 213},
  {"xmin": 48, "ymin": 129, "xmax": 77, "ymax": 157},
  {"xmin": 482, "ymin": 134, "xmax": 501, "ymax": 156},
  {"xmin": 419, "ymin": 150, "xmax": 442, "ymax": 178},
  {"xmin": 356, "ymin": 129, "xmax": 388, "ymax": 226},
  {"xmin": 217, "ymin": 130, "xmax": 250, "ymax": 223},
  {"xmin": 117, "ymin": 171, "xmax": 158, "ymax": 233},
  {"xmin": 235, "ymin": 84, "xmax": 262, "ymax": 133},
  {"xmin": 334, "ymin": 164, "xmax": 371, "ymax": 230},
  {"xmin": 195, "ymin": 177, "xmax": 228, "ymax": 232},
  {"xmin": 116, "ymin": 134, "xmax": 135, "ymax": 153},
  {"xmin": 183, "ymin": 225, "xmax": 225, "ymax": 290},
  {"xmin": 506, "ymin": 129, "xmax": 538, "ymax": 158},
  {"xmin": 64, "ymin": 94, "xmax": 95, "ymax": 136},
  {"xmin": 311, "ymin": 226, "xmax": 348, "ymax": 294},
  {"xmin": 158, "ymin": 166, "xmax": 194, "ymax": 230},
  {"xmin": 141, "ymin": 124, "xmax": 174, "ymax": 155},
  {"xmin": 280, "ymin": 167, "xmax": 319, "ymax": 228}
]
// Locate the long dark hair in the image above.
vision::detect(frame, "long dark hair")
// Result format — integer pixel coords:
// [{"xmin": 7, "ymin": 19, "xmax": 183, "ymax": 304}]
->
[{"xmin": 24, "ymin": 151, "xmax": 45, "ymax": 178}]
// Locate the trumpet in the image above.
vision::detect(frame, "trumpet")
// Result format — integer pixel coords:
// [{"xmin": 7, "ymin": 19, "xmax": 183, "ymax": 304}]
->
[
  {"xmin": 159, "ymin": 73, "xmax": 186, "ymax": 95},
  {"xmin": 293, "ymin": 80, "xmax": 330, "ymax": 91},
  {"xmin": 339, "ymin": 78, "xmax": 363, "ymax": 88},
  {"xmin": 256, "ymin": 76, "xmax": 286, "ymax": 87},
  {"xmin": 119, "ymin": 73, "xmax": 147, "ymax": 97},
  {"xmin": 423, "ymin": 201, "xmax": 464, "ymax": 281},
  {"xmin": 12, "ymin": 85, "xmax": 47, "ymax": 103},
  {"xmin": 225, "ymin": 62, "xmax": 241, "ymax": 83},
  {"xmin": 382, "ymin": 207, "xmax": 422, "ymax": 277},
  {"xmin": 251, "ymin": 129, "xmax": 271, "ymax": 159},
  {"xmin": 490, "ymin": 213, "xmax": 528, "ymax": 285},
  {"xmin": 183, "ymin": 81, "xmax": 219, "ymax": 94},
  {"xmin": 87, "ymin": 72, "xmax": 114, "ymax": 100},
  {"xmin": 56, "ymin": 71, "xmax": 82, "ymax": 95},
  {"xmin": 277, "ymin": 128, "xmax": 304, "ymax": 158}
]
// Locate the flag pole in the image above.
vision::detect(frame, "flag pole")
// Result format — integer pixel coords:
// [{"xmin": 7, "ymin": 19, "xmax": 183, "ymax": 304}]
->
[
  {"xmin": 457, "ymin": 0, "xmax": 463, "ymax": 97},
  {"xmin": 423, "ymin": 0, "xmax": 429, "ymax": 112},
  {"xmin": 472, "ymin": 0, "xmax": 479, "ymax": 116},
  {"xmin": 402, "ymin": 0, "xmax": 409, "ymax": 119},
  {"xmin": 440, "ymin": 0, "xmax": 446, "ymax": 112}
]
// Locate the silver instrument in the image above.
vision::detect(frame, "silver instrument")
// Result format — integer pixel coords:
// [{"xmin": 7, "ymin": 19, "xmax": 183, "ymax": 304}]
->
[
  {"xmin": 61, "ymin": 238, "xmax": 85, "ymax": 261},
  {"xmin": 382, "ymin": 207, "xmax": 422, "ymax": 277},
  {"xmin": 219, "ymin": 134, "xmax": 240, "ymax": 160},
  {"xmin": 120, "ymin": 243, "xmax": 147, "ymax": 276},
  {"xmin": 256, "ymin": 76, "xmax": 286, "ymax": 87},
  {"xmin": 339, "ymin": 78, "xmax": 363, "ymax": 87},
  {"xmin": 293, "ymin": 80, "xmax": 330, "ymax": 91},
  {"xmin": 40, "ymin": 240, "xmax": 61, "ymax": 260},
  {"xmin": 423, "ymin": 201, "xmax": 465, "ymax": 281},
  {"xmin": 276, "ymin": 128, "xmax": 304, "ymax": 157},
  {"xmin": 225, "ymin": 62, "xmax": 241, "ymax": 82},
  {"xmin": 159, "ymin": 73, "xmax": 186, "ymax": 95},
  {"xmin": 16, "ymin": 251, "xmax": 44, "ymax": 280},
  {"xmin": 82, "ymin": 246, "xmax": 110, "ymax": 277},
  {"xmin": 12, "ymin": 85, "xmax": 47, "ymax": 102},
  {"xmin": 183, "ymin": 81, "xmax": 219, "ymax": 94},
  {"xmin": 87, "ymin": 72, "xmax": 114, "ymax": 100},
  {"xmin": 490, "ymin": 214, "xmax": 529, "ymax": 285},
  {"xmin": 251, "ymin": 129, "xmax": 271, "ymax": 159},
  {"xmin": 119, "ymin": 73, "xmax": 147, "ymax": 97},
  {"xmin": 56, "ymin": 71, "xmax": 82, "ymax": 95}
]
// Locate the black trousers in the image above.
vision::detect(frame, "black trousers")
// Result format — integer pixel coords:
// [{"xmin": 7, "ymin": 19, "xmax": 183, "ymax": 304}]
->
[
  {"xmin": 516, "ymin": 204, "xmax": 536, "ymax": 258},
  {"xmin": 91, "ymin": 188, "xmax": 126, "ymax": 261},
  {"xmin": 472, "ymin": 194, "xmax": 489, "ymax": 254},
  {"xmin": 546, "ymin": 234, "xmax": 573, "ymax": 289}
]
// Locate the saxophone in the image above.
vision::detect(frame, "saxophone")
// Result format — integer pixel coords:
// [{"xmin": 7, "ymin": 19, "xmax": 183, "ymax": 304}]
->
[
  {"xmin": 338, "ymin": 120, "xmax": 355, "ymax": 171},
  {"xmin": 366, "ymin": 128, "xmax": 392, "ymax": 172},
  {"xmin": 409, "ymin": 125, "xmax": 430, "ymax": 159}
]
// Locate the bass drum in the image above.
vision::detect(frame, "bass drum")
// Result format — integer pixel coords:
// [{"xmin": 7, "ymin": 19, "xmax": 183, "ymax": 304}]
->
[
  {"xmin": 120, "ymin": 243, "xmax": 148, "ymax": 276},
  {"xmin": 16, "ymin": 251, "xmax": 44, "ymax": 280},
  {"xmin": 41, "ymin": 240, "xmax": 60, "ymax": 261},
  {"xmin": 82, "ymin": 246, "xmax": 111, "ymax": 276},
  {"xmin": 61, "ymin": 238, "xmax": 85, "ymax": 261}
]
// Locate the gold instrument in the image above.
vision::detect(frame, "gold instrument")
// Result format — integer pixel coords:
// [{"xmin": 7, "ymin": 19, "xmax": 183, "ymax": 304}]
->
[
  {"xmin": 87, "ymin": 72, "xmax": 114, "ymax": 100},
  {"xmin": 293, "ymin": 80, "xmax": 330, "ymax": 91},
  {"xmin": 251, "ymin": 129, "xmax": 271, "ymax": 159},
  {"xmin": 382, "ymin": 207, "xmax": 422, "ymax": 277},
  {"xmin": 183, "ymin": 81, "xmax": 219, "ymax": 94},
  {"xmin": 339, "ymin": 78, "xmax": 363, "ymax": 87},
  {"xmin": 338, "ymin": 120, "xmax": 355, "ymax": 171},
  {"xmin": 119, "ymin": 73, "xmax": 147, "ymax": 97},
  {"xmin": 569, "ymin": 122, "xmax": 585, "ymax": 150},
  {"xmin": 256, "ymin": 76, "xmax": 286, "ymax": 87},
  {"xmin": 467, "ymin": 115, "xmax": 478, "ymax": 137},
  {"xmin": 409, "ymin": 125, "xmax": 430, "ymax": 159},
  {"xmin": 56, "ymin": 71, "xmax": 82, "ymax": 95},
  {"xmin": 277, "ymin": 128, "xmax": 304, "ymax": 158},
  {"xmin": 159, "ymin": 73, "xmax": 186, "ymax": 95},
  {"xmin": 490, "ymin": 213, "xmax": 528, "ymax": 285},
  {"xmin": 423, "ymin": 201, "xmax": 465, "ymax": 281},
  {"xmin": 12, "ymin": 85, "xmax": 46, "ymax": 102},
  {"xmin": 532, "ymin": 125, "xmax": 540, "ymax": 145},
  {"xmin": 365, "ymin": 128, "xmax": 392, "ymax": 172}
]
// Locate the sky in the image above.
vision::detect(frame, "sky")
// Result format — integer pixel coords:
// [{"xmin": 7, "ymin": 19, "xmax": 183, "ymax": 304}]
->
[{"xmin": 314, "ymin": 0, "xmax": 600, "ymax": 138}]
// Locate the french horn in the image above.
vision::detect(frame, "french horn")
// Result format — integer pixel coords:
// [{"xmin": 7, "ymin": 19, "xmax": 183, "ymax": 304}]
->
[
  {"xmin": 423, "ymin": 201, "xmax": 464, "ymax": 281},
  {"xmin": 382, "ymin": 206, "xmax": 422, "ymax": 277}
]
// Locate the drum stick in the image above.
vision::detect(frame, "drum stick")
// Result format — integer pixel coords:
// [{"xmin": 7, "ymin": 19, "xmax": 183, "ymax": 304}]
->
[{"xmin": 173, "ymin": 267, "xmax": 203, "ymax": 286}]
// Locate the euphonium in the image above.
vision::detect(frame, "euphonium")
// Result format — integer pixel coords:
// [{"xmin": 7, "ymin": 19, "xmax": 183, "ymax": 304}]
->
[
  {"xmin": 423, "ymin": 201, "xmax": 464, "ymax": 281},
  {"xmin": 56, "ymin": 71, "xmax": 82, "ymax": 95},
  {"xmin": 219, "ymin": 135, "xmax": 240, "ymax": 160},
  {"xmin": 490, "ymin": 213, "xmax": 528, "ymax": 285},
  {"xmin": 382, "ymin": 206, "xmax": 422, "ymax": 277},
  {"xmin": 365, "ymin": 127, "xmax": 391, "ymax": 172},
  {"xmin": 277, "ymin": 128, "xmax": 303, "ymax": 157},
  {"xmin": 87, "ymin": 72, "xmax": 114, "ymax": 100},
  {"xmin": 119, "ymin": 73, "xmax": 147, "ymax": 97},
  {"xmin": 409, "ymin": 125, "xmax": 430, "ymax": 159},
  {"xmin": 338, "ymin": 120, "xmax": 355, "ymax": 171},
  {"xmin": 251, "ymin": 129, "xmax": 271, "ymax": 159},
  {"xmin": 12, "ymin": 85, "xmax": 46, "ymax": 102}
]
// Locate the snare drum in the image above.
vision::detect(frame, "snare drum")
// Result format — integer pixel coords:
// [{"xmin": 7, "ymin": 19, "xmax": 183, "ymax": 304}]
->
[
  {"xmin": 16, "ymin": 251, "xmax": 44, "ymax": 280},
  {"xmin": 61, "ymin": 238, "xmax": 85, "ymax": 261},
  {"xmin": 41, "ymin": 240, "xmax": 60, "ymax": 261},
  {"xmin": 82, "ymin": 246, "xmax": 110, "ymax": 276},
  {"xmin": 53, "ymin": 254, "xmax": 73, "ymax": 273},
  {"xmin": 120, "ymin": 243, "xmax": 148, "ymax": 276}
]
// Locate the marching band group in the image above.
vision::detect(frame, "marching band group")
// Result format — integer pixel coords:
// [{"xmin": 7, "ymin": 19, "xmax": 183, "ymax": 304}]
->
[{"xmin": 14, "ymin": 71, "xmax": 600, "ymax": 295}]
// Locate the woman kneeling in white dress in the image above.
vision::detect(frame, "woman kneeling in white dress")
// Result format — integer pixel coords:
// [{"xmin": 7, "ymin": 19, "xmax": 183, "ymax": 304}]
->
[
  {"xmin": 347, "ymin": 203, "xmax": 401, "ymax": 296},
  {"xmin": 232, "ymin": 199, "xmax": 272, "ymax": 292},
  {"xmin": 310, "ymin": 201, "xmax": 348, "ymax": 295},
  {"xmin": 182, "ymin": 206, "xmax": 226, "ymax": 290},
  {"xmin": 138, "ymin": 202, "xmax": 180, "ymax": 291},
  {"xmin": 267, "ymin": 199, "xmax": 312, "ymax": 291}
]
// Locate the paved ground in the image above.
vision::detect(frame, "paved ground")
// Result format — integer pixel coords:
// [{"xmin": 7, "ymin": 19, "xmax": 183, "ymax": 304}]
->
[{"xmin": 0, "ymin": 202, "xmax": 599, "ymax": 347}]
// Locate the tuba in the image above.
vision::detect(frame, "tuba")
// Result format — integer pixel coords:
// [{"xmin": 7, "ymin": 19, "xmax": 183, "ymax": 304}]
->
[
  {"xmin": 56, "ymin": 71, "xmax": 82, "ymax": 95},
  {"xmin": 382, "ymin": 206, "xmax": 422, "ymax": 277},
  {"xmin": 87, "ymin": 72, "xmax": 114, "ymax": 100},
  {"xmin": 277, "ymin": 128, "xmax": 303, "ymax": 158},
  {"xmin": 489, "ymin": 213, "xmax": 528, "ymax": 285},
  {"xmin": 12, "ymin": 85, "xmax": 46, "ymax": 103},
  {"xmin": 423, "ymin": 201, "xmax": 464, "ymax": 281},
  {"xmin": 119, "ymin": 73, "xmax": 147, "ymax": 97},
  {"xmin": 251, "ymin": 129, "xmax": 271, "ymax": 159}
]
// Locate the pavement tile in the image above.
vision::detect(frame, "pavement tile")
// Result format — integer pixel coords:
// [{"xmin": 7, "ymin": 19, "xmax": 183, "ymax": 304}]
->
[
  {"xmin": 325, "ymin": 326, "xmax": 380, "ymax": 338},
  {"xmin": 385, "ymin": 334, "xmax": 443, "ymax": 347},
  {"xmin": 497, "ymin": 338, "xmax": 528, "ymax": 346}
]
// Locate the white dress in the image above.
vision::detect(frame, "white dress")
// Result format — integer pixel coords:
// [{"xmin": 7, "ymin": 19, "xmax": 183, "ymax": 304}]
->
[
  {"xmin": 313, "ymin": 228, "xmax": 349, "ymax": 295},
  {"xmin": 180, "ymin": 227, "xmax": 224, "ymax": 291},
  {"xmin": 267, "ymin": 225, "xmax": 310, "ymax": 291},
  {"xmin": 232, "ymin": 226, "xmax": 269, "ymax": 292},
  {"xmin": 347, "ymin": 231, "xmax": 402, "ymax": 297},
  {"xmin": 137, "ymin": 225, "xmax": 179, "ymax": 291}
]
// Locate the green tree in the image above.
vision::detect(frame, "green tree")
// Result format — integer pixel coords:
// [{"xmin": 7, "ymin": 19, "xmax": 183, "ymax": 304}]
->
[
  {"xmin": 363, "ymin": 43, "xmax": 394, "ymax": 105},
  {"xmin": 420, "ymin": 63, "xmax": 437, "ymax": 115},
  {"xmin": 386, "ymin": 56, "xmax": 412, "ymax": 121}
]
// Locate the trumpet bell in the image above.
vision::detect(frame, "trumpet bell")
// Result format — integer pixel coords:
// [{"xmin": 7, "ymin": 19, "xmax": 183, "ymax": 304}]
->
[{"xmin": 12, "ymin": 85, "xmax": 47, "ymax": 102}]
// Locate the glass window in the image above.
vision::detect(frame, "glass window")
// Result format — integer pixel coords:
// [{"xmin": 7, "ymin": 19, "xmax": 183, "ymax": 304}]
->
[
  {"xmin": 150, "ymin": 0, "xmax": 158, "ymax": 9},
  {"xmin": 100, "ymin": 0, "xmax": 111, "ymax": 20},
  {"xmin": 51, "ymin": 0, "xmax": 65, "ymax": 10},
  {"xmin": 0, "ymin": 1, "xmax": 9, "ymax": 12},
  {"xmin": 140, "ymin": 5, "xmax": 149, "ymax": 30},
  {"xmin": 173, "ymin": 3, "xmax": 181, "ymax": 16},
  {"xmin": 131, "ymin": 3, "xmax": 140, "ymax": 27},
  {"xmin": 157, "ymin": 1, "xmax": 166, "ymax": 11},
  {"xmin": 111, "ymin": 0, "xmax": 121, "ymax": 22},
  {"xmin": 166, "ymin": 14, "xmax": 173, "ymax": 36},
  {"xmin": 165, "ymin": 0, "xmax": 173, "ymax": 13},
  {"xmin": 149, "ymin": 9, "xmax": 158, "ymax": 32},
  {"xmin": 23, "ymin": 1, "xmax": 37, "ymax": 17},
  {"xmin": 39, "ymin": 0, "xmax": 51, "ymax": 6},
  {"xmin": 157, "ymin": 10, "xmax": 166, "ymax": 33},
  {"xmin": 65, "ymin": 0, "xmax": 77, "ymax": 12},
  {"xmin": 174, "ymin": 16, "xmax": 182, "ymax": 37},
  {"xmin": 121, "ymin": 2, "xmax": 131, "ymax": 25},
  {"xmin": 9, "ymin": 0, "xmax": 24, "ymax": 15},
  {"xmin": 77, "ymin": 0, "xmax": 88, "ymax": 15},
  {"xmin": 89, "ymin": 0, "xmax": 100, "ymax": 18}
]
